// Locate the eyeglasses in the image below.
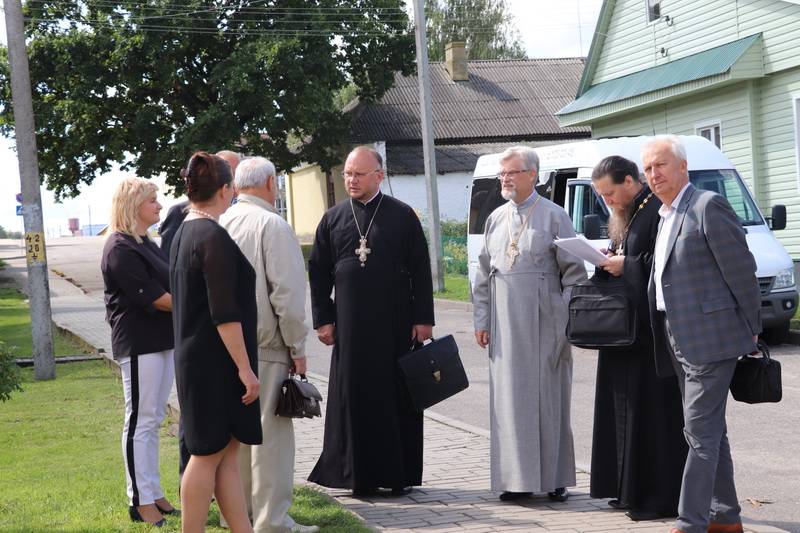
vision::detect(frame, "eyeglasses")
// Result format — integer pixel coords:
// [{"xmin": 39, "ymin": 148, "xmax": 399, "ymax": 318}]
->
[
  {"xmin": 340, "ymin": 169, "xmax": 381, "ymax": 180},
  {"xmin": 497, "ymin": 169, "xmax": 531, "ymax": 179}
]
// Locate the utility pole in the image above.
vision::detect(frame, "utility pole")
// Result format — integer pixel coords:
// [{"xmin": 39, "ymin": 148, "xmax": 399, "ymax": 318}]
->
[
  {"xmin": 413, "ymin": 0, "xmax": 445, "ymax": 292},
  {"xmin": 5, "ymin": 0, "xmax": 56, "ymax": 380}
]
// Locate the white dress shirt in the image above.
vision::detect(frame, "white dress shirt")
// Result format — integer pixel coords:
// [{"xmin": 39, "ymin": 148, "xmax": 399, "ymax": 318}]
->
[{"xmin": 653, "ymin": 182, "xmax": 691, "ymax": 311}]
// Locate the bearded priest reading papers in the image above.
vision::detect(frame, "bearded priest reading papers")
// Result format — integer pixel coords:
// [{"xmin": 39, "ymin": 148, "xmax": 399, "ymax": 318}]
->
[
  {"xmin": 473, "ymin": 146, "xmax": 586, "ymax": 502},
  {"xmin": 307, "ymin": 146, "xmax": 434, "ymax": 496}
]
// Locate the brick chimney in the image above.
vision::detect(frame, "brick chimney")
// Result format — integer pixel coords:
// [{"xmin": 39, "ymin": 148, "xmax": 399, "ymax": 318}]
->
[{"xmin": 445, "ymin": 42, "xmax": 468, "ymax": 82}]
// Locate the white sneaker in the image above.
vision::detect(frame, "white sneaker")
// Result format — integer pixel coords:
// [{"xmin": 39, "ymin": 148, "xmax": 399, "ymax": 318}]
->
[{"xmin": 290, "ymin": 524, "xmax": 319, "ymax": 533}]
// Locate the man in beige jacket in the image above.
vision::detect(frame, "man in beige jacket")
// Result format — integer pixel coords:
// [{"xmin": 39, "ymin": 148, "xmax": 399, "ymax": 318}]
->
[{"xmin": 220, "ymin": 156, "xmax": 318, "ymax": 533}]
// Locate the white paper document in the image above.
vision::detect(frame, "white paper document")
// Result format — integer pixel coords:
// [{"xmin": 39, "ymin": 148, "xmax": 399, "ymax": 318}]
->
[{"xmin": 554, "ymin": 235, "xmax": 609, "ymax": 266}]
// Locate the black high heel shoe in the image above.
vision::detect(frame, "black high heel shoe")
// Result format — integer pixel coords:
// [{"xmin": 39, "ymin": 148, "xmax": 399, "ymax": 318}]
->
[
  {"xmin": 154, "ymin": 503, "xmax": 180, "ymax": 516},
  {"xmin": 129, "ymin": 505, "xmax": 167, "ymax": 527}
]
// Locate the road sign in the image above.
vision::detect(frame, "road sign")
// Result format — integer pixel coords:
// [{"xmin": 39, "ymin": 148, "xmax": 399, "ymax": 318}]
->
[
  {"xmin": 16, "ymin": 205, "xmax": 22, "ymax": 216},
  {"xmin": 16, "ymin": 192, "xmax": 22, "ymax": 203}
]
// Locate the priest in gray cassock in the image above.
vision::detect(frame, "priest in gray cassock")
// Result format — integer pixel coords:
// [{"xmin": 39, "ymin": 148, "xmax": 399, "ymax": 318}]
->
[{"xmin": 473, "ymin": 146, "xmax": 587, "ymax": 503}]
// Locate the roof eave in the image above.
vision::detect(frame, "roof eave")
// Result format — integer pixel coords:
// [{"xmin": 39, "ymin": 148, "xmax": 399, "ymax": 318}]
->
[{"xmin": 557, "ymin": 71, "xmax": 759, "ymax": 127}]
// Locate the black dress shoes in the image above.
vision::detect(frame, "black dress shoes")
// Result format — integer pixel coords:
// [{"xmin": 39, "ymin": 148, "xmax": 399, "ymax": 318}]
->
[
  {"xmin": 129, "ymin": 506, "xmax": 167, "ymax": 527},
  {"xmin": 608, "ymin": 499, "xmax": 630, "ymax": 510},
  {"xmin": 499, "ymin": 491, "xmax": 532, "ymax": 501},
  {"xmin": 547, "ymin": 487, "xmax": 570, "ymax": 502},
  {"xmin": 391, "ymin": 486, "xmax": 413, "ymax": 495},
  {"xmin": 625, "ymin": 509, "xmax": 670, "ymax": 521}
]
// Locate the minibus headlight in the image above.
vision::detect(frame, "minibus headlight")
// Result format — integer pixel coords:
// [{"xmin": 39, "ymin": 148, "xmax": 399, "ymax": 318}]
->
[{"xmin": 773, "ymin": 267, "xmax": 796, "ymax": 289}]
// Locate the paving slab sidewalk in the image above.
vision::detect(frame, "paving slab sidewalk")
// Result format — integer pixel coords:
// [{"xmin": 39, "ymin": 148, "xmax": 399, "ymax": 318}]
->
[{"xmin": 0, "ymin": 251, "xmax": 788, "ymax": 533}]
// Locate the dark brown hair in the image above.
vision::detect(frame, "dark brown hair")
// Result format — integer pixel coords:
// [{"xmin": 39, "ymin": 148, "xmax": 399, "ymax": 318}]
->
[
  {"xmin": 183, "ymin": 151, "xmax": 233, "ymax": 202},
  {"xmin": 591, "ymin": 155, "xmax": 642, "ymax": 184}
]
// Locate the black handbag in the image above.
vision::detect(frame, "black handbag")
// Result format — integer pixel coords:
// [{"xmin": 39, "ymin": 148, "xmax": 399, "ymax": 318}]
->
[
  {"xmin": 729, "ymin": 341, "xmax": 782, "ymax": 404},
  {"xmin": 275, "ymin": 374, "xmax": 323, "ymax": 418},
  {"xmin": 566, "ymin": 275, "xmax": 638, "ymax": 349},
  {"xmin": 396, "ymin": 334, "xmax": 469, "ymax": 412}
]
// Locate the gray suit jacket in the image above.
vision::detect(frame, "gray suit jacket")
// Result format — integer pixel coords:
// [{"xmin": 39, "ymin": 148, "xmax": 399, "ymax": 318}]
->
[{"xmin": 649, "ymin": 184, "xmax": 761, "ymax": 377}]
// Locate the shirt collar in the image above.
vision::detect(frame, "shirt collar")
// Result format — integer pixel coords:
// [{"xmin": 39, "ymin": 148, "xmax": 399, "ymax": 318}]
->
[
  {"xmin": 512, "ymin": 190, "xmax": 539, "ymax": 211},
  {"xmin": 357, "ymin": 190, "xmax": 382, "ymax": 206},
  {"xmin": 235, "ymin": 192, "xmax": 279, "ymax": 215},
  {"xmin": 658, "ymin": 182, "xmax": 691, "ymax": 217}
]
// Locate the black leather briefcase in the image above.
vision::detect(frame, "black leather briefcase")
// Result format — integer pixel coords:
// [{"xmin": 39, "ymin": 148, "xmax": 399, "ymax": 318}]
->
[
  {"xmin": 396, "ymin": 335, "xmax": 469, "ymax": 412},
  {"xmin": 275, "ymin": 374, "xmax": 323, "ymax": 418}
]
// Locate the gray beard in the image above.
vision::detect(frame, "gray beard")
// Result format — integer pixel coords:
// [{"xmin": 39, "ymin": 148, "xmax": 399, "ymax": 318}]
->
[
  {"xmin": 501, "ymin": 188, "xmax": 517, "ymax": 201},
  {"xmin": 607, "ymin": 202, "xmax": 635, "ymax": 247}
]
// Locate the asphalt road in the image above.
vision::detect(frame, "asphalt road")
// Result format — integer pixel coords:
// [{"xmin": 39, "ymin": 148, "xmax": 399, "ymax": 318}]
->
[{"xmin": 16, "ymin": 236, "xmax": 800, "ymax": 532}]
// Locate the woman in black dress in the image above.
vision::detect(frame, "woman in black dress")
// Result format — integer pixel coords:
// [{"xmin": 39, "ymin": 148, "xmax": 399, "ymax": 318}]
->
[
  {"xmin": 102, "ymin": 177, "xmax": 178, "ymax": 526},
  {"xmin": 170, "ymin": 152, "xmax": 262, "ymax": 533}
]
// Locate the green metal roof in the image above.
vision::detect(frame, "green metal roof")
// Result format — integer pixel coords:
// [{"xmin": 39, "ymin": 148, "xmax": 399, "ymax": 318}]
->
[{"xmin": 557, "ymin": 34, "xmax": 763, "ymax": 116}]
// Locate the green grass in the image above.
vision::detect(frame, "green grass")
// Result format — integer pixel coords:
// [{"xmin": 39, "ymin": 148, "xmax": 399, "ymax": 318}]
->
[
  {"xmin": 0, "ymin": 361, "xmax": 373, "ymax": 532},
  {"xmin": 436, "ymin": 275, "xmax": 470, "ymax": 302},
  {"xmin": 0, "ymin": 286, "xmax": 91, "ymax": 358}
]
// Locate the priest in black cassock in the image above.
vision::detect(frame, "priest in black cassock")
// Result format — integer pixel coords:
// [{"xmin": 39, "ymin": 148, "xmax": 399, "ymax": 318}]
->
[
  {"xmin": 590, "ymin": 155, "xmax": 687, "ymax": 521},
  {"xmin": 307, "ymin": 145, "xmax": 435, "ymax": 496}
]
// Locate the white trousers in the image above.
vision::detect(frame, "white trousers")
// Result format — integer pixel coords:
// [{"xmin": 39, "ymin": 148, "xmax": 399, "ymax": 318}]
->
[
  {"xmin": 221, "ymin": 360, "xmax": 296, "ymax": 533},
  {"xmin": 119, "ymin": 350, "xmax": 175, "ymax": 507}
]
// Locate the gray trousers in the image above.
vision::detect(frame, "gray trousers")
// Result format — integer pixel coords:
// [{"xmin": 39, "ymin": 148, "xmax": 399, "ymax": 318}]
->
[
  {"xmin": 221, "ymin": 360, "xmax": 297, "ymax": 533},
  {"xmin": 665, "ymin": 316, "xmax": 741, "ymax": 533}
]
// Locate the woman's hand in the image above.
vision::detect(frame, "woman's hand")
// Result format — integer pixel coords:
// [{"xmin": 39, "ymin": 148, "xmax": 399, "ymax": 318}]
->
[{"xmin": 239, "ymin": 368, "xmax": 260, "ymax": 405}]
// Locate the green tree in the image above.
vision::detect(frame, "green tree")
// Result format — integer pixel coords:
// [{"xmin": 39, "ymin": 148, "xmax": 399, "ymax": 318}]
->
[
  {"xmin": 425, "ymin": 0, "xmax": 526, "ymax": 61},
  {"xmin": 0, "ymin": 1, "xmax": 415, "ymax": 198},
  {"xmin": 0, "ymin": 225, "xmax": 22, "ymax": 239}
]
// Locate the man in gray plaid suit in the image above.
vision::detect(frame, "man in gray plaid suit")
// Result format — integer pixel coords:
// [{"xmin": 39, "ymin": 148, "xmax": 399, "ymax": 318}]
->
[{"xmin": 643, "ymin": 135, "xmax": 760, "ymax": 533}]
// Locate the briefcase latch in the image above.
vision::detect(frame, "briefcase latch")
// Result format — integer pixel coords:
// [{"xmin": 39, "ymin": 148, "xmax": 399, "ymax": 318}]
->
[{"xmin": 431, "ymin": 359, "xmax": 441, "ymax": 382}]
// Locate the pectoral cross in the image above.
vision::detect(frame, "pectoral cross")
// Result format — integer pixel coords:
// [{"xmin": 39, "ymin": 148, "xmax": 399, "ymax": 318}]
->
[
  {"xmin": 506, "ymin": 243, "xmax": 520, "ymax": 268},
  {"xmin": 355, "ymin": 236, "xmax": 371, "ymax": 267}
]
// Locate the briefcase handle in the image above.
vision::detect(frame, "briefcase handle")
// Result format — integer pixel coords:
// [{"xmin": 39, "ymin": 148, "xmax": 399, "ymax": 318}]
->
[{"xmin": 409, "ymin": 336, "xmax": 436, "ymax": 352}]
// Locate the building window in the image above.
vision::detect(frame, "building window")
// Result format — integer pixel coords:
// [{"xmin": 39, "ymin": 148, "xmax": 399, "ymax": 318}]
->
[
  {"xmin": 647, "ymin": 0, "xmax": 661, "ymax": 22},
  {"xmin": 695, "ymin": 121, "xmax": 722, "ymax": 148}
]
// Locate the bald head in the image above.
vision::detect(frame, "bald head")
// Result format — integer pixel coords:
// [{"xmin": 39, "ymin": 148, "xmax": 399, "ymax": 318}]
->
[{"xmin": 215, "ymin": 150, "xmax": 243, "ymax": 175}]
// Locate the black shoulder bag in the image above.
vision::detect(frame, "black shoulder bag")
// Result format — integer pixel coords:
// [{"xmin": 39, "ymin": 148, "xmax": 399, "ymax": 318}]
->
[{"xmin": 566, "ymin": 275, "xmax": 638, "ymax": 349}]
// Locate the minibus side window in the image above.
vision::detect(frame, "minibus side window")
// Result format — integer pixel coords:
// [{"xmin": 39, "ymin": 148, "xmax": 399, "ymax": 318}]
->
[{"xmin": 689, "ymin": 170, "xmax": 762, "ymax": 225}]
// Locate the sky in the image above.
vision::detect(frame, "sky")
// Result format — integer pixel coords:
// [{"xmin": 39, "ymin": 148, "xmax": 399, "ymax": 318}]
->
[{"xmin": 0, "ymin": 0, "xmax": 604, "ymax": 238}]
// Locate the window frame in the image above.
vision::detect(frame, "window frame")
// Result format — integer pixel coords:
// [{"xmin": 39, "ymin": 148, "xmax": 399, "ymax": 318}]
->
[
  {"xmin": 647, "ymin": 0, "xmax": 661, "ymax": 22},
  {"xmin": 695, "ymin": 120, "xmax": 723, "ymax": 149}
]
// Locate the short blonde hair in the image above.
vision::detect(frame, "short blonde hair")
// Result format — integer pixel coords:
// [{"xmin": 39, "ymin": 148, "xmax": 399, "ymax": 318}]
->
[{"xmin": 108, "ymin": 177, "xmax": 159, "ymax": 244}]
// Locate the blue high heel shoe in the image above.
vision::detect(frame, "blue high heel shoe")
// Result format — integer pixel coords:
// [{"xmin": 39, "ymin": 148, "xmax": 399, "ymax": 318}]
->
[{"xmin": 129, "ymin": 505, "xmax": 167, "ymax": 527}]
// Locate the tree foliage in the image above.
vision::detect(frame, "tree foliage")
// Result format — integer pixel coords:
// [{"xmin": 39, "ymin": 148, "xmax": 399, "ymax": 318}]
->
[
  {"xmin": 0, "ymin": 0, "xmax": 415, "ymax": 198},
  {"xmin": 425, "ymin": 0, "xmax": 526, "ymax": 61},
  {"xmin": 0, "ymin": 226, "xmax": 22, "ymax": 239}
]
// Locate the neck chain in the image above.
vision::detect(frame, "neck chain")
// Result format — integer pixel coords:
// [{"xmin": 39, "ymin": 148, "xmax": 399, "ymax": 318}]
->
[
  {"xmin": 505, "ymin": 195, "xmax": 541, "ymax": 268},
  {"xmin": 188, "ymin": 208, "xmax": 216, "ymax": 222},
  {"xmin": 350, "ymin": 194, "xmax": 385, "ymax": 267},
  {"xmin": 614, "ymin": 190, "xmax": 653, "ymax": 255}
]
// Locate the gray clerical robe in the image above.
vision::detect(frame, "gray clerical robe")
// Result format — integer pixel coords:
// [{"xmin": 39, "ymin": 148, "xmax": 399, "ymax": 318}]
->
[{"xmin": 473, "ymin": 192, "xmax": 587, "ymax": 493}]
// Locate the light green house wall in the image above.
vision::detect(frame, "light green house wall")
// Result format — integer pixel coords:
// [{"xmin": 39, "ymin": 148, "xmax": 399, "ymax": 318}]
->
[
  {"xmin": 287, "ymin": 164, "xmax": 334, "ymax": 242},
  {"xmin": 568, "ymin": 0, "xmax": 800, "ymax": 259}
]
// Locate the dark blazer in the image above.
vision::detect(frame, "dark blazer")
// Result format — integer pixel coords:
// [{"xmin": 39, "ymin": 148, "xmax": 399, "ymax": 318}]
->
[{"xmin": 649, "ymin": 184, "xmax": 761, "ymax": 377}]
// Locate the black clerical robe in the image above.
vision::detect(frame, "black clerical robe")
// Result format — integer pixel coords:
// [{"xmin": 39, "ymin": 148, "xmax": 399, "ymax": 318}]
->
[
  {"xmin": 590, "ymin": 187, "xmax": 687, "ymax": 515},
  {"xmin": 308, "ymin": 192, "xmax": 435, "ymax": 490}
]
